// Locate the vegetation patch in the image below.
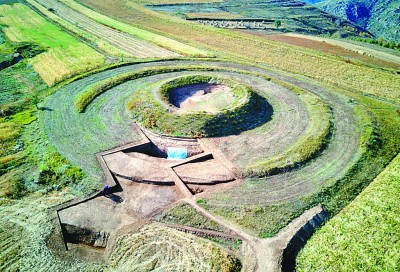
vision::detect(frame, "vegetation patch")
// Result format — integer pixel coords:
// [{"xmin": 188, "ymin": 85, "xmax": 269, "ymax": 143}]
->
[
  {"xmin": 296, "ymin": 152, "xmax": 400, "ymax": 271},
  {"xmin": 0, "ymin": 3, "xmax": 104, "ymax": 86},
  {"xmin": 157, "ymin": 202, "xmax": 227, "ymax": 232},
  {"xmin": 244, "ymin": 85, "xmax": 332, "ymax": 176},
  {"xmin": 109, "ymin": 224, "xmax": 242, "ymax": 271}
]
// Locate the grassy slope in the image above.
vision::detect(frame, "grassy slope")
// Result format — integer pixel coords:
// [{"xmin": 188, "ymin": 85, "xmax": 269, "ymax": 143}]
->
[
  {"xmin": 297, "ymin": 152, "xmax": 400, "ymax": 271},
  {"xmin": 0, "ymin": 3, "xmax": 104, "ymax": 86},
  {"xmin": 0, "ymin": 193, "xmax": 104, "ymax": 272},
  {"xmin": 79, "ymin": 0, "xmax": 400, "ymax": 103}
]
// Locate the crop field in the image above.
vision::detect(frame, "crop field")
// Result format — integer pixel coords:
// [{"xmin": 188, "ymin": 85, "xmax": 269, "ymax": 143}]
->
[
  {"xmin": 46, "ymin": 0, "xmax": 210, "ymax": 57},
  {"xmin": 31, "ymin": 0, "xmax": 185, "ymax": 58},
  {"xmin": 297, "ymin": 153, "xmax": 400, "ymax": 271},
  {"xmin": 1, "ymin": 0, "xmax": 399, "ymax": 271},
  {"xmin": 0, "ymin": 3, "xmax": 104, "ymax": 86}
]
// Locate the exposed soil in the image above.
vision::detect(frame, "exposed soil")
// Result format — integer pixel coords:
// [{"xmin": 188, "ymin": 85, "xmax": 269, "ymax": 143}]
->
[
  {"xmin": 169, "ymin": 83, "xmax": 233, "ymax": 113},
  {"xmin": 58, "ymin": 176, "xmax": 184, "ymax": 251},
  {"xmin": 174, "ymin": 159, "xmax": 235, "ymax": 184}
]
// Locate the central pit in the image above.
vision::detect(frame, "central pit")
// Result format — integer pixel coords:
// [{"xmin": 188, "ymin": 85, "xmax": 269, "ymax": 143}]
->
[
  {"xmin": 129, "ymin": 74, "xmax": 272, "ymax": 137},
  {"xmin": 169, "ymin": 83, "xmax": 233, "ymax": 113}
]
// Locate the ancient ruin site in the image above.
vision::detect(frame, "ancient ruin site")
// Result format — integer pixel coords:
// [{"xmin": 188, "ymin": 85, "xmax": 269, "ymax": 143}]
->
[{"xmin": 1, "ymin": 0, "xmax": 399, "ymax": 271}]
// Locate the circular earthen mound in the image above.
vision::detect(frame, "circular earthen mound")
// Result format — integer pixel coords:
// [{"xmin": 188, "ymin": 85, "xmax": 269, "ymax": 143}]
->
[
  {"xmin": 128, "ymin": 74, "xmax": 272, "ymax": 137},
  {"xmin": 159, "ymin": 75, "xmax": 251, "ymax": 115}
]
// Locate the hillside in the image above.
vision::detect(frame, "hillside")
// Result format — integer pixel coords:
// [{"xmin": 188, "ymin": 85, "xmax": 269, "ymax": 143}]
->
[
  {"xmin": 317, "ymin": 0, "xmax": 400, "ymax": 42},
  {"xmin": 145, "ymin": 0, "xmax": 369, "ymax": 37}
]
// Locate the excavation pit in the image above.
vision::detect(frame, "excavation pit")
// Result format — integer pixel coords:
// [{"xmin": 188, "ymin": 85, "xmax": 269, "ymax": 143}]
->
[
  {"xmin": 169, "ymin": 83, "xmax": 234, "ymax": 113},
  {"xmin": 55, "ymin": 125, "xmax": 237, "ymax": 256}
]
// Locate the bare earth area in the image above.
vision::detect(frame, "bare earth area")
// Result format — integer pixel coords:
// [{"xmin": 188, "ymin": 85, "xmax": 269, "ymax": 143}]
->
[{"xmin": 170, "ymin": 83, "xmax": 234, "ymax": 113}]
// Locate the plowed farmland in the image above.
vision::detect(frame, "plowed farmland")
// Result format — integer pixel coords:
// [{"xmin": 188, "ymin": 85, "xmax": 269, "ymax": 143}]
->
[{"xmin": 32, "ymin": 0, "xmax": 180, "ymax": 58}]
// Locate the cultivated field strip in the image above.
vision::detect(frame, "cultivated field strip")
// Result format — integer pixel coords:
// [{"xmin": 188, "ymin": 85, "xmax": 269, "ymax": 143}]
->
[
  {"xmin": 43, "ymin": 60, "xmax": 361, "ymax": 210},
  {"xmin": 33, "ymin": 0, "xmax": 179, "ymax": 58}
]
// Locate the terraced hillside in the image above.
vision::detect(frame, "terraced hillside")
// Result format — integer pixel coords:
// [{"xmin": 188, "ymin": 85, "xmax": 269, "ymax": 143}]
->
[
  {"xmin": 317, "ymin": 0, "xmax": 400, "ymax": 42},
  {"xmin": 146, "ymin": 0, "xmax": 366, "ymax": 36}
]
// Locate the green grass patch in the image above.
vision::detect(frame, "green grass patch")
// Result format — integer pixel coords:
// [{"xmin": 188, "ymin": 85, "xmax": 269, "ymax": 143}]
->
[
  {"xmin": 0, "ymin": 60, "xmax": 47, "ymax": 117},
  {"xmin": 26, "ymin": 0, "xmax": 128, "ymax": 57},
  {"xmin": 0, "ymin": 3, "xmax": 104, "ymax": 86},
  {"xmin": 156, "ymin": 202, "xmax": 227, "ymax": 232},
  {"xmin": 296, "ymin": 152, "xmax": 400, "ymax": 271}
]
